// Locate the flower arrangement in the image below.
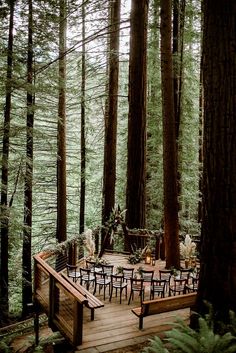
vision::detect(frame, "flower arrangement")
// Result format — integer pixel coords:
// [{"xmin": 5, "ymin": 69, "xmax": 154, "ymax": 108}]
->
[{"xmin": 180, "ymin": 234, "xmax": 196, "ymax": 259}]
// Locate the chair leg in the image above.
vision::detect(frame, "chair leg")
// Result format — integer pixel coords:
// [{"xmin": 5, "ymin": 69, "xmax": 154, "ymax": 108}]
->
[
  {"xmin": 109, "ymin": 286, "xmax": 113, "ymax": 302},
  {"xmin": 128, "ymin": 291, "xmax": 132, "ymax": 305}
]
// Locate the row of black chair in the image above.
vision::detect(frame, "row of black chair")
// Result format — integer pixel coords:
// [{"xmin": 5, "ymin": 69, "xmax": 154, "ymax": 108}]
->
[{"xmin": 66, "ymin": 262, "xmax": 199, "ymax": 303}]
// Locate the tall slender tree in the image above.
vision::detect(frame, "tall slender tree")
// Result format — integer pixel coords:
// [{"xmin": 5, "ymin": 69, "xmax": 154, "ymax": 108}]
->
[
  {"xmin": 57, "ymin": 0, "xmax": 67, "ymax": 243},
  {"xmin": 196, "ymin": 0, "xmax": 236, "ymax": 324},
  {"xmin": 102, "ymin": 0, "xmax": 120, "ymax": 226},
  {"xmin": 125, "ymin": 0, "xmax": 148, "ymax": 229},
  {"xmin": 22, "ymin": 0, "xmax": 34, "ymax": 318},
  {"xmin": 160, "ymin": 0, "xmax": 180, "ymax": 268},
  {"xmin": 79, "ymin": 0, "xmax": 86, "ymax": 235},
  {"xmin": 172, "ymin": 0, "xmax": 185, "ymax": 141},
  {"xmin": 0, "ymin": 0, "xmax": 15, "ymax": 322}
]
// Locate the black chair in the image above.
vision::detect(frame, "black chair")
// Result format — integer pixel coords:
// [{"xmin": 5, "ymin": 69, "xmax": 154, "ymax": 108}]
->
[
  {"xmin": 150, "ymin": 279, "xmax": 166, "ymax": 299},
  {"xmin": 109, "ymin": 274, "xmax": 128, "ymax": 304},
  {"xmin": 185, "ymin": 276, "xmax": 199, "ymax": 293},
  {"xmin": 169, "ymin": 278, "xmax": 187, "ymax": 296},
  {"xmin": 93, "ymin": 271, "xmax": 111, "ymax": 300},
  {"xmin": 66, "ymin": 264, "xmax": 81, "ymax": 283},
  {"xmin": 86, "ymin": 259, "xmax": 96, "ymax": 272},
  {"xmin": 80, "ymin": 268, "xmax": 95, "ymax": 290},
  {"xmin": 102, "ymin": 264, "xmax": 114, "ymax": 278},
  {"xmin": 180, "ymin": 268, "xmax": 192, "ymax": 283},
  {"xmin": 140, "ymin": 269, "xmax": 154, "ymax": 297},
  {"xmin": 159, "ymin": 269, "xmax": 172, "ymax": 293},
  {"xmin": 140, "ymin": 269, "xmax": 154, "ymax": 283},
  {"xmin": 128, "ymin": 277, "xmax": 145, "ymax": 305},
  {"xmin": 122, "ymin": 267, "xmax": 134, "ymax": 283}
]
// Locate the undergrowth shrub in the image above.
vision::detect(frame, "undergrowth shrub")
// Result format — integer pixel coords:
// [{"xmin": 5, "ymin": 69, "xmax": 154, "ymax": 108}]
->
[{"xmin": 142, "ymin": 309, "xmax": 236, "ymax": 353}]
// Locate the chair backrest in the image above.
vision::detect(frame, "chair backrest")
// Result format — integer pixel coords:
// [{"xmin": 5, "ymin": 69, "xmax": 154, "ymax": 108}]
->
[
  {"xmin": 66, "ymin": 264, "xmax": 77, "ymax": 276},
  {"xmin": 151, "ymin": 279, "xmax": 166, "ymax": 288},
  {"xmin": 172, "ymin": 277, "xmax": 187, "ymax": 290},
  {"xmin": 180, "ymin": 268, "xmax": 191, "ymax": 280},
  {"xmin": 130, "ymin": 277, "xmax": 144, "ymax": 290},
  {"xmin": 122, "ymin": 267, "xmax": 134, "ymax": 279},
  {"xmin": 102, "ymin": 264, "xmax": 114, "ymax": 276},
  {"xmin": 80, "ymin": 267, "xmax": 92, "ymax": 278},
  {"xmin": 140, "ymin": 269, "xmax": 154, "ymax": 282},
  {"xmin": 94, "ymin": 271, "xmax": 107, "ymax": 282},
  {"xmin": 86, "ymin": 259, "xmax": 96, "ymax": 270},
  {"xmin": 159, "ymin": 269, "xmax": 172, "ymax": 282},
  {"xmin": 111, "ymin": 274, "xmax": 124, "ymax": 285}
]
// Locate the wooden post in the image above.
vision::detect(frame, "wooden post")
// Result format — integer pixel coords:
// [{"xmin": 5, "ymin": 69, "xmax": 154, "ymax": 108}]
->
[
  {"xmin": 155, "ymin": 235, "xmax": 160, "ymax": 260},
  {"xmin": 73, "ymin": 300, "xmax": 83, "ymax": 346},
  {"xmin": 34, "ymin": 302, "xmax": 40, "ymax": 346}
]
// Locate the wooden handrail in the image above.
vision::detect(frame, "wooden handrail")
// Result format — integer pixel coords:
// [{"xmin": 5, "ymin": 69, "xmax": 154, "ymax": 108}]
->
[
  {"xmin": 34, "ymin": 253, "xmax": 86, "ymax": 303},
  {"xmin": 34, "ymin": 252, "xmax": 87, "ymax": 346}
]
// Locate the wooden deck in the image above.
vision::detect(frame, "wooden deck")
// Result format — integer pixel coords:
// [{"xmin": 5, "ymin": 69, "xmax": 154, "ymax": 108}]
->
[{"xmin": 74, "ymin": 253, "xmax": 191, "ymax": 352}]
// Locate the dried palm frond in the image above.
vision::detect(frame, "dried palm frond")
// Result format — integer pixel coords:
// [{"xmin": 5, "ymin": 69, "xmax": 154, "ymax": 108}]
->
[
  {"xmin": 180, "ymin": 234, "xmax": 196, "ymax": 259},
  {"xmin": 83, "ymin": 229, "xmax": 95, "ymax": 257}
]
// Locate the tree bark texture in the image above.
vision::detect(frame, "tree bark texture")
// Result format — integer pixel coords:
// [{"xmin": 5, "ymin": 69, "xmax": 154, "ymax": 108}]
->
[
  {"xmin": 80, "ymin": 0, "xmax": 86, "ymax": 234},
  {"xmin": 126, "ymin": 0, "xmax": 148, "ymax": 229},
  {"xmin": 161, "ymin": 0, "xmax": 180, "ymax": 269},
  {"xmin": 0, "ymin": 0, "xmax": 15, "ymax": 321},
  {"xmin": 102, "ymin": 0, "xmax": 121, "ymax": 226},
  {"xmin": 57, "ymin": 0, "xmax": 67, "ymax": 243},
  {"xmin": 22, "ymin": 0, "xmax": 34, "ymax": 318},
  {"xmin": 197, "ymin": 0, "xmax": 236, "ymax": 322}
]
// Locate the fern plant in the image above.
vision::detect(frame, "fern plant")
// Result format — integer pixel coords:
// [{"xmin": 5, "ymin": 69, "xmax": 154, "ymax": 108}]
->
[{"xmin": 142, "ymin": 316, "xmax": 236, "ymax": 353}]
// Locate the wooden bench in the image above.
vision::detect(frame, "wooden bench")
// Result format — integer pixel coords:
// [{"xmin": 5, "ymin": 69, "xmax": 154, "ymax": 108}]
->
[
  {"xmin": 61, "ymin": 273, "xmax": 104, "ymax": 320},
  {"xmin": 131, "ymin": 292, "xmax": 197, "ymax": 330}
]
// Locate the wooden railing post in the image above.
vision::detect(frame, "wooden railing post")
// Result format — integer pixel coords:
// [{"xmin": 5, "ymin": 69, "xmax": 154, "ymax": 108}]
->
[
  {"xmin": 48, "ymin": 274, "xmax": 59, "ymax": 331},
  {"xmin": 73, "ymin": 301, "xmax": 83, "ymax": 346}
]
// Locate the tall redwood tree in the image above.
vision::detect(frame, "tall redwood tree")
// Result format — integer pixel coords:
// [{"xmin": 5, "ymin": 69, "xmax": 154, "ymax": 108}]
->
[
  {"xmin": 57, "ymin": 0, "xmax": 67, "ymax": 243},
  {"xmin": 102, "ymin": 0, "xmax": 121, "ymax": 225},
  {"xmin": 196, "ymin": 0, "xmax": 236, "ymax": 323},
  {"xmin": 125, "ymin": 0, "xmax": 148, "ymax": 229},
  {"xmin": 79, "ymin": 0, "xmax": 86, "ymax": 235},
  {"xmin": 22, "ymin": 0, "xmax": 34, "ymax": 318},
  {"xmin": 0, "ymin": 0, "xmax": 15, "ymax": 322},
  {"xmin": 160, "ymin": 0, "xmax": 180, "ymax": 269}
]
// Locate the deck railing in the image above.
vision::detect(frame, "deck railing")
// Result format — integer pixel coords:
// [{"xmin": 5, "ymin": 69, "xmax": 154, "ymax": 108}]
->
[{"xmin": 34, "ymin": 252, "xmax": 87, "ymax": 346}]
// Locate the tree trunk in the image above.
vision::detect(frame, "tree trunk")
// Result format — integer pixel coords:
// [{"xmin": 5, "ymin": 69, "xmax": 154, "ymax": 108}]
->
[
  {"xmin": 160, "ymin": 0, "xmax": 180, "ymax": 269},
  {"xmin": 0, "ymin": 0, "xmax": 15, "ymax": 323},
  {"xmin": 125, "ymin": 0, "xmax": 148, "ymax": 229},
  {"xmin": 22, "ymin": 0, "xmax": 34, "ymax": 318},
  {"xmin": 198, "ymin": 4, "xmax": 204, "ymax": 225},
  {"xmin": 196, "ymin": 0, "xmax": 236, "ymax": 324},
  {"xmin": 80, "ymin": 0, "xmax": 86, "ymax": 235},
  {"xmin": 57, "ymin": 0, "xmax": 67, "ymax": 243},
  {"xmin": 101, "ymin": 0, "xmax": 121, "ymax": 253},
  {"xmin": 102, "ymin": 0, "xmax": 120, "ymax": 225},
  {"xmin": 173, "ymin": 0, "xmax": 185, "ymax": 141}
]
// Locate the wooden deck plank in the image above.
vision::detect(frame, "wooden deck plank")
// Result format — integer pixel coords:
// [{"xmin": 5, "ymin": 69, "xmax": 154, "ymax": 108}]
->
[{"xmin": 77, "ymin": 296, "xmax": 190, "ymax": 351}]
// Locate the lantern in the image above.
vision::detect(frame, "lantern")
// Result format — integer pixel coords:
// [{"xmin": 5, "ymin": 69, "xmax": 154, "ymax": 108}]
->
[
  {"xmin": 145, "ymin": 247, "xmax": 152, "ymax": 264},
  {"xmin": 151, "ymin": 256, "xmax": 156, "ymax": 266}
]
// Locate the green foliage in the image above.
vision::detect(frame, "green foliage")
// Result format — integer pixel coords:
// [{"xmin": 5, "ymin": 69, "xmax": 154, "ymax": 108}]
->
[
  {"xmin": 128, "ymin": 246, "xmax": 143, "ymax": 264},
  {"xmin": 142, "ymin": 315, "xmax": 236, "ymax": 353},
  {"xmin": 0, "ymin": 339, "xmax": 13, "ymax": 353}
]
